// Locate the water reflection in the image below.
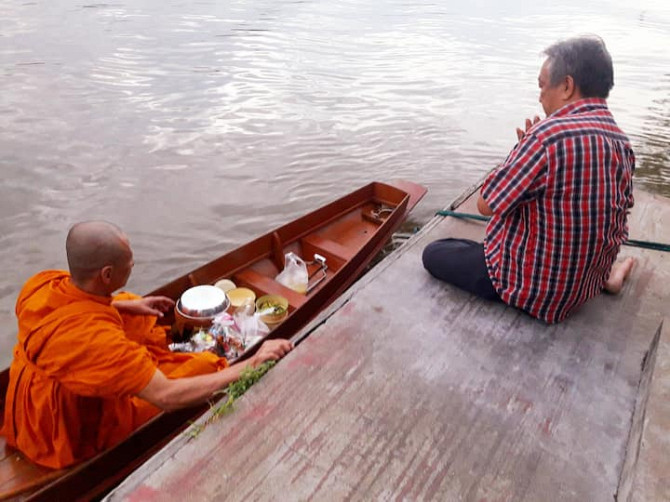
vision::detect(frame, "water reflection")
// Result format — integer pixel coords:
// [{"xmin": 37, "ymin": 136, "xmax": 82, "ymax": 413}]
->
[
  {"xmin": 1, "ymin": 0, "xmax": 669, "ymax": 364},
  {"xmin": 634, "ymin": 72, "xmax": 670, "ymax": 196}
]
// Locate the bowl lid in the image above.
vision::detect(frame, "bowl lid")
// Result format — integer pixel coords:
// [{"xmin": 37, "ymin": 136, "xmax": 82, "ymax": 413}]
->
[
  {"xmin": 214, "ymin": 279, "xmax": 236, "ymax": 292},
  {"xmin": 227, "ymin": 287, "xmax": 256, "ymax": 306},
  {"xmin": 180, "ymin": 285, "xmax": 227, "ymax": 312}
]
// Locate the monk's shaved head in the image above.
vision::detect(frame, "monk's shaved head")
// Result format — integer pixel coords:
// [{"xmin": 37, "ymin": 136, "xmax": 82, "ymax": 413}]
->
[{"xmin": 66, "ymin": 221, "xmax": 131, "ymax": 282}]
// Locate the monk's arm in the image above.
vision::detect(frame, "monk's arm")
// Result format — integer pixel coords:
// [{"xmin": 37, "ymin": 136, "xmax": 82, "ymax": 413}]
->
[
  {"xmin": 112, "ymin": 296, "xmax": 175, "ymax": 317},
  {"xmin": 137, "ymin": 339, "xmax": 292, "ymax": 411}
]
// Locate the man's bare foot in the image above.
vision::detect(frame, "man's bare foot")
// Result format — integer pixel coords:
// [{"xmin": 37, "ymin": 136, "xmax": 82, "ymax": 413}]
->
[{"xmin": 604, "ymin": 257, "xmax": 636, "ymax": 294}]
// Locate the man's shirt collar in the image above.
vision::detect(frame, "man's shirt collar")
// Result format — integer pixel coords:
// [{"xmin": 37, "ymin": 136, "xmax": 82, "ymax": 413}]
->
[{"xmin": 550, "ymin": 97, "xmax": 608, "ymax": 118}]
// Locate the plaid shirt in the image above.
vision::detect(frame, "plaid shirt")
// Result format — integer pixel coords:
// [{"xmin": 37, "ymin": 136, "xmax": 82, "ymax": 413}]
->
[{"xmin": 481, "ymin": 98, "xmax": 635, "ymax": 323}]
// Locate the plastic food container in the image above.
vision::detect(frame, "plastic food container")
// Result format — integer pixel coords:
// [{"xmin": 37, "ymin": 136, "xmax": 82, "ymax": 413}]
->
[
  {"xmin": 226, "ymin": 287, "xmax": 256, "ymax": 309},
  {"xmin": 214, "ymin": 278, "xmax": 236, "ymax": 293},
  {"xmin": 255, "ymin": 295, "xmax": 289, "ymax": 325}
]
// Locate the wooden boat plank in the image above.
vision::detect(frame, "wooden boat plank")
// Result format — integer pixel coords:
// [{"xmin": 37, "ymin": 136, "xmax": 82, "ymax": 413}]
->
[
  {"xmin": 107, "ymin": 189, "xmax": 669, "ymax": 501},
  {"xmin": 299, "ymin": 235, "xmax": 349, "ymax": 269},
  {"xmin": 0, "ymin": 367, "xmax": 67, "ymax": 500},
  {"xmin": 0, "ymin": 446, "xmax": 63, "ymax": 501},
  {"xmin": 314, "ymin": 210, "xmax": 386, "ymax": 250},
  {"xmin": 232, "ymin": 269, "xmax": 307, "ymax": 309},
  {"xmin": 389, "ymin": 178, "xmax": 435, "ymax": 213}
]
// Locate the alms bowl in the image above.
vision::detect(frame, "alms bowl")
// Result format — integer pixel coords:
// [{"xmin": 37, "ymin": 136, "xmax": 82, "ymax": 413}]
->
[{"xmin": 175, "ymin": 285, "xmax": 230, "ymax": 323}]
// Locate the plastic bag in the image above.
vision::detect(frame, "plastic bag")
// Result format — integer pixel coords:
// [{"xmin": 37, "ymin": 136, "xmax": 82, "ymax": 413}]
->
[
  {"xmin": 168, "ymin": 328, "xmax": 216, "ymax": 354},
  {"xmin": 191, "ymin": 329, "xmax": 217, "ymax": 352},
  {"xmin": 209, "ymin": 312, "xmax": 244, "ymax": 359},
  {"xmin": 207, "ymin": 304, "xmax": 270, "ymax": 360},
  {"xmin": 275, "ymin": 252, "xmax": 308, "ymax": 294},
  {"xmin": 233, "ymin": 299, "xmax": 269, "ymax": 346}
]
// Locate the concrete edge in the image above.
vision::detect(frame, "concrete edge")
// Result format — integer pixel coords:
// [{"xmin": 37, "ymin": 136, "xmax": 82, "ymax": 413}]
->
[{"xmin": 616, "ymin": 319, "xmax": 666, "ymax": 501}]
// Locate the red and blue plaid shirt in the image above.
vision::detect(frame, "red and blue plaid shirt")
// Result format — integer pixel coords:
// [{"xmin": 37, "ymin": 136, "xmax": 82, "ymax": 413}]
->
[{"xmin": 481, "ymin": 98, "xmax": 635, "ymax": 323}]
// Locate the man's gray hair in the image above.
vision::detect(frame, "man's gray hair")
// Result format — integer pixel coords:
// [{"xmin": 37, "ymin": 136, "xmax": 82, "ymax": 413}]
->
[{"xmin": 543, "ymin": 35, "xmax": 614, "ymax": 99}]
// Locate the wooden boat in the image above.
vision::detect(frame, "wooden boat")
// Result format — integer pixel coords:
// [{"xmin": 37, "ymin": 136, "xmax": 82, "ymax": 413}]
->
[
  {"xmin": 0, "ymin": 180, "xmax": 427, "ymax": 501},
  {"xmin": 107, "ymin": 187, "xmax": 670, "ymax": 502}
]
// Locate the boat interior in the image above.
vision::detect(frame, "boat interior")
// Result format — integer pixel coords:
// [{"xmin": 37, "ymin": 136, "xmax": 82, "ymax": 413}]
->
[{"xmin": 153, "ymin": 188, "xmax": 407, "ymax": 328}]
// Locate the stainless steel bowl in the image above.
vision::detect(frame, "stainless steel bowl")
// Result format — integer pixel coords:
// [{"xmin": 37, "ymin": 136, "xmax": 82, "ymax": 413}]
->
[{"xmin": 175, "ymin": 285, "xmax": 230, "ymax": 320}]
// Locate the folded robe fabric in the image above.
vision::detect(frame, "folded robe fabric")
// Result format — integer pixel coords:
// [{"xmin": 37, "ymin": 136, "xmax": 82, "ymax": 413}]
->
[{"xmin": 1, "ymin": 270, "xmax": 228, "ymax": 469}]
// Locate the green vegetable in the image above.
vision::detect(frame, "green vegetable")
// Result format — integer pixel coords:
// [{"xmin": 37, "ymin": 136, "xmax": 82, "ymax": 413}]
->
[
  {"xmin": 213, "ymin": 360, "xmax": 276, "ymax": 414},
  {"xmin": 259, "ymin": 301, "xmax": 286, "ymax": 315},
  {"xmin": 185, "ymin": 361, "xmax": 276, "ymax": 438},
  {"xmin": 185, "ymin": 422, "xmax": 204, "ymax": 439}
]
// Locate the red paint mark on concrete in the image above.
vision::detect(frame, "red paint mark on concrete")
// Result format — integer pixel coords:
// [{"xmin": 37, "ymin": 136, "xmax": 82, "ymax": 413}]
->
[
  {"xmin": 245, "ymin": 402, "xmax": 274, "ymax": 421},
  {"xmin": 499, "ymin": 393, "xmax": 533, "ymax": 415},
  {"xmin": 285, "ymin": 351, "xmax": 322, "ymax": 369},
  {"xmin": 340, "ymin": 301, "xmax": 356, "ymax": 316},
  {"xmin": 126, "ymin": 484, "xmax": 161, "ymax": 502},
  {"xmin": 511, "ymin": 394, "xmax": 533, "ymax": 414},
  {"xmin": 540, "ymin": 418, "xmax": 552, "ymax": 436}
]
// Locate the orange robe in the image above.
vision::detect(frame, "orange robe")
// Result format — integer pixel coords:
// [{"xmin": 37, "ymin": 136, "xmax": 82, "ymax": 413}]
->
[{"xmin": 1, "ymin": 270, "xmax": 228, "ymax": 469}]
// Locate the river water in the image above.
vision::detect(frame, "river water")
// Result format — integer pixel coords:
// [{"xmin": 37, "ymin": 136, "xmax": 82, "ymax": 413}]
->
[{"xmin": 1, "ymin": 0, "xmax": 669, "ymax": 365}]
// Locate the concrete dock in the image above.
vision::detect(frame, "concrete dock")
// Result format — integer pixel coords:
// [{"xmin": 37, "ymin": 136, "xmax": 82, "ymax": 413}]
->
[{"xmin": 106, "ymin": 190, "xmax": 670, "ymax": 502}]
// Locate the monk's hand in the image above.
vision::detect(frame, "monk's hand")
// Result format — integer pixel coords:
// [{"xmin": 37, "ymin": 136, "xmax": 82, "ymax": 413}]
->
[
  {"xmin": 251, "ymin": 339, "xmax": 294, "ymax": 367},
  {"xmin": 515, "ymin": 115, "xmax": 541, "ymax": 141},
  {"xmin": 112, "ymin": 296, "xmax": 175, "ymax": 317}
]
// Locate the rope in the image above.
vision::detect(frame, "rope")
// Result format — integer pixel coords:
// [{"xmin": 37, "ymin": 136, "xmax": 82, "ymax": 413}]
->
[
  {"xmin": 436, "ymin": 210, "xmax": 490, "ymax": 222},
  {"xmin": 622, "ymin": 239, "xmax": 670, "ymax": 252},
  {"xmin": 435, "ymin": 209, "xmax": 670, "ymax": 252}
]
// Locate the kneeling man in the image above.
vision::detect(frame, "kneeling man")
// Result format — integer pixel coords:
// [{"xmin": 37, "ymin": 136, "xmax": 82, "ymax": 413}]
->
[{"xmin": 423, "ymin": 36, "xmax": 635, "ymax": 323}]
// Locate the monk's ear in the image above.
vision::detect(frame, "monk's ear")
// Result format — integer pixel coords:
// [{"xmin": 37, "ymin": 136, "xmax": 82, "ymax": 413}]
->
[{"xmin": 100, "ymin": 265, "xmax": 113, "ymax": 284}]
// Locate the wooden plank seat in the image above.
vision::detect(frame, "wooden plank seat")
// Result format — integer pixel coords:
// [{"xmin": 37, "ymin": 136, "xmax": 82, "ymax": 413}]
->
[
  {"xmin": 0, "ymin": 438, "xmax": 63, "ymax": 501},
  {"xmin": 300, "ymin": 235, "xmax": 350, "ymax": 270},
  {"xmin": 233, "ymin": 269, "xmax": 307, "ymax": 310}
]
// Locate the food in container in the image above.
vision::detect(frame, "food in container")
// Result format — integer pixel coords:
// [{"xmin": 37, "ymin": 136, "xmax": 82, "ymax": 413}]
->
[
  {"xmin": 214, "ymin": 278, "xmax": 236, "ymax": 293},
  {"xmin": 169, "ymin": 328, "xmax": 219, "ymax": 355},
  {"xmin": 255, "ymin": 295, "xmax": 289, "ymax": 325},
  {"xmin": 226, "ymin": 287, "xmax": 256, "ymax": 309}
]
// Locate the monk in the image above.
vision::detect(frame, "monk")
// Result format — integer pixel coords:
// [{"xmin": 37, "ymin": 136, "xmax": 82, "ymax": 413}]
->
[{"xmin": 1, "ymin": 221, "xmax": 293, "ymax": 469}]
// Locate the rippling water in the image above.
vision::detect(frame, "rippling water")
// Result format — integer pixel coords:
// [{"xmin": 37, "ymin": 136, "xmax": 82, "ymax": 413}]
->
[{"xmin": 1, "ymin": 0, "xmax": 669, "ymax": 364}]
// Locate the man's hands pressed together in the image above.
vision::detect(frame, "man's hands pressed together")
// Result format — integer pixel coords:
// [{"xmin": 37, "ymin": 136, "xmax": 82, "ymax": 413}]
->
[{"xmin": 516, "ymin": 115, "xmax": 541, "ymax": 141}]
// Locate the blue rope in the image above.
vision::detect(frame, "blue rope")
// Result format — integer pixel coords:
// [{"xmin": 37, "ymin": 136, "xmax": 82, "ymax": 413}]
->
[{"xmin": 435, "ymin": 209, "xmax": 670, "ymax": 252}]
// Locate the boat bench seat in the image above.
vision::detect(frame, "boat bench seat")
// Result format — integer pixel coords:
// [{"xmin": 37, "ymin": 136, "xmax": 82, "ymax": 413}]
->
[
  {"xmin": 0, "ymin": 437, "xmax": 63, "ymax": 500},
  {"xmin": 233, "ymin": 269, "xmax": 307, "ymax": 309},
  {"xmin": 300, "ymin": 235, "xmax": 351, "ymax": 271}
]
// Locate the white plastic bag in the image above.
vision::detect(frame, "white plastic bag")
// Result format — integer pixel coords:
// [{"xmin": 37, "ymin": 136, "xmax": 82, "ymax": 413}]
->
[
  {"xmin": 233, "ymin": 299, "xmax": 269, "ymax": 347},
  {"xmin": 275, "ymin": 252, "xmax": 308, "ymax": 294}
]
